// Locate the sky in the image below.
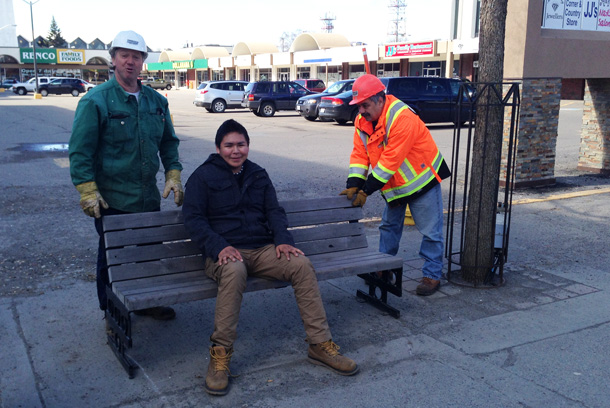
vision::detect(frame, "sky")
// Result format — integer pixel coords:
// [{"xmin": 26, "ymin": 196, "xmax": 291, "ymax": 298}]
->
[{"xmin": 10, "ymin": 0, "xmax": 450, "ymax": 51}]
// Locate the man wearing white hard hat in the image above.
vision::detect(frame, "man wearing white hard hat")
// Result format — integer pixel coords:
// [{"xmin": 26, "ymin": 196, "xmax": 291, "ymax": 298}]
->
[{"xmin": 69, "ymin": 30, "xmax": 183, "ymax": 320}]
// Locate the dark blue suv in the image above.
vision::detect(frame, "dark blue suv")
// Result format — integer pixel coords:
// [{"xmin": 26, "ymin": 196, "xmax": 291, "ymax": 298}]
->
[
  {"xmin": 242, "ymin": 81, "xmax": 312, "ymax": 117},
  {"xmin": 379, "ymin": 77, "xmax": 474, "ymax": 125}
]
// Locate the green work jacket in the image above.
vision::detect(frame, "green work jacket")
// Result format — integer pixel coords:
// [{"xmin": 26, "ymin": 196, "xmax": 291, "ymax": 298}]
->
[{"xmin": 69, "ymin": 77, "xmax": 182, "ymax": 213}]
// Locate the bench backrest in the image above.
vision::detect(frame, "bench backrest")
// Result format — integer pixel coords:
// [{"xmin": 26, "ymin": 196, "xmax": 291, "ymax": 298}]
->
[{"xmin": 103, "ymin": 196, "xmax": 367, "ymax": 285}]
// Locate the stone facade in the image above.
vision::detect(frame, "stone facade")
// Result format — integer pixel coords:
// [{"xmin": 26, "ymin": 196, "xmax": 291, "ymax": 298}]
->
[
  {"xmin": 578, "ymin": 79, "xmax": 610, "ymax": 175},
  {"xmin": 503, "ymin": 78, "xmax": 562, "ymax": 187}
]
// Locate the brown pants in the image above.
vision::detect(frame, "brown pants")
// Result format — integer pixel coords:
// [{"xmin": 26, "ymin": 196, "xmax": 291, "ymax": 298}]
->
[{"xmin": 205, "ymin": 244, "xmax": 331, "ymax": 348}]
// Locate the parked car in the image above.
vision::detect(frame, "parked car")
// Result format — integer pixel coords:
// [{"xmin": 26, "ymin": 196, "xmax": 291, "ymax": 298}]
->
[
  {"xmin": 242, "ymin": 81, "xmax": 313, "ymax": 117},
  {"xmin": 294, "ymin": 78, "xmax": 326, "ymax": 93},
  {"xmin": 80, "ymin": 80, "xmax": 96, "ymax": 92},
  {"xmin": 295, "ymin": 79, "xmax": 355, "ymax": 121},
  {"xmin": 318, "ymin": 90, "xmax": 359, "ymax": 125},
  {"xmin": 1, "ymin": 79, "xmax": 18, "ymax": 89},
  {"xmin": 10, "ymin": 77, "xmax": 62, "ymax": 95},
  {"xmin": 38, "ymin": 78, "xmax": 85, "ymax": 97},
  {"xmin": 193, "ymin": 80, "xmax": 249, "ymax": 113},
  {"xmin": 141, "ymin": 77, "xmax": 172, "ymax": 90},
  {"xmin": 379, "ymin": 76, "xmax": 474, "ymax": 125}
]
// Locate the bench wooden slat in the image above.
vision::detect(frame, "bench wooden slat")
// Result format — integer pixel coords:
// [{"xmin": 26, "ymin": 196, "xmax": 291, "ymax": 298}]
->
[
  {"xmin": 105, "ymin": 224, "xmax": 189, "ymax": 248},
  {"xmin": 281, "ymin": 195, "xmax": 354, "ymax": 213},
  {"xmin": 114, "ymin": 271, "xmax": 291, "ymax": 310},
  {"xmin": 103, "ymin": 210, "xmax": 184, "ymax": 231},
  {"xmin": 290, "ymin": 222, "xmax": 363, "ymax": 243},
  {"xmin": 106, "ymin": 241, "xmax": 201, "ymax": 266},
  {"xmin": 297, "ymin": 235, "xmax": 369, "ymax": 256},
  {"xmin": 108, "ymin": 255, "xmax": 205, "ymax": 283},
  {"xmin": 286, "ymin": 207, "xmax": 362, "ymax": 227}
]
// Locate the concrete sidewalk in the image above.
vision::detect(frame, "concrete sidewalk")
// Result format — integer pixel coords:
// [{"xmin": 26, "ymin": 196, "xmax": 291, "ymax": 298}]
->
[{"xmin": 2, "ymin": 188, "xmax": 610, "ymax": 408}]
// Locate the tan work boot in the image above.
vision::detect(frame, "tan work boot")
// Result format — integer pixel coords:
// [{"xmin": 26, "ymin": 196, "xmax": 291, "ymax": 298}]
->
[
  {"xmin": 204, "ymin": 345, "xmax": 233, "ymax": 396},
  {"xmin": 416, "ymin": 277, "xmax": 440, "ymax": 296},
  {"xmin": 308, "ymin": 340, "xmax": 359, "ymax": 376}
]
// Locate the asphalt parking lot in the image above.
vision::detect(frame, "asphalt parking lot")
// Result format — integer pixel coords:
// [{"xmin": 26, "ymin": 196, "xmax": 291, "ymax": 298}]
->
[{"xmin": 1, "ymin": 87, "xmax": 610, "ymax": 407}]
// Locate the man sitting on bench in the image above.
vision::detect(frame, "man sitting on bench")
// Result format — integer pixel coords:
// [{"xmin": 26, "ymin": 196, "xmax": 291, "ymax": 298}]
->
[{"xmin": 182, "ymin": 119, "xmax": 359, "ymax": 396}]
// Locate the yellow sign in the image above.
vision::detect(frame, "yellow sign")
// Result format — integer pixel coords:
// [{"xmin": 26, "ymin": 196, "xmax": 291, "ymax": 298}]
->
[
  {"xmin": 172, "ymin": 60, "xmax": 193, "ymax": 69},
  {"xmin": 57, "ymin": 49, "xmax": 85, "ymax": 64}
]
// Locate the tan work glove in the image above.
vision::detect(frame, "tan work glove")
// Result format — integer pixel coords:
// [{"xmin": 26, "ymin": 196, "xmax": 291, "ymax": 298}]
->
[
  {"xmin": 339, "ymin": 187, "xmax": 360, "ymax": 200},
  {"xmin": 162, "ymin": 169, "xmax": 184, "ymax": 206},
  {"xmin": 352, "ymin": 190, "xmax": 368, "ymax": 207},
  {"xmin": 76, "ymin": 181, "xmax": 109, "ymax": 218}
]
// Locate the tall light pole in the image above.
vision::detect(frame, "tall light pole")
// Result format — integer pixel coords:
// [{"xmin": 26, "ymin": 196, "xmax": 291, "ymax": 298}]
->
[{"xmin": 23, "ymin": 0, "xmax": 40, "ymax": 95}]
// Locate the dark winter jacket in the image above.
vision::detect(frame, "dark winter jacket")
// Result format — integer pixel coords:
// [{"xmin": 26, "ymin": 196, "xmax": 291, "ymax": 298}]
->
[{"xmin": 182, "ymin": 154, "xmax": 294, "ymax": 262}]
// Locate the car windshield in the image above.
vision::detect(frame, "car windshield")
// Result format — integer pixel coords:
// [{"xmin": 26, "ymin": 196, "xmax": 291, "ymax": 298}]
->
[{"xmin": 326, "ymin": 81, "xmax": 352, "ymax": 93}]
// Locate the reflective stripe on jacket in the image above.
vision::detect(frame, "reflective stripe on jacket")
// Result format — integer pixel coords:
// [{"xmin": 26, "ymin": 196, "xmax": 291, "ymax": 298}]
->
[{"xmin": 348, "ymin": 94, "xmax": 445, "ymax": 202}]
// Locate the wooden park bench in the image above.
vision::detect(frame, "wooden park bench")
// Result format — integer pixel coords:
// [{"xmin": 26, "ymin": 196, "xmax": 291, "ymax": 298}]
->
[{"xmin": 103, "ymin": 196, "xmax": 404, "ymax": 378}]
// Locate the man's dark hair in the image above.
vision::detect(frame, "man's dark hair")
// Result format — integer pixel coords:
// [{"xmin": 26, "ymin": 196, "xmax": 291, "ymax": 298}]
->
[
  {"xmin": 215, "ymin": 119, "xmax": 250, "ymax": 147},
  {"xmin": 370, "ymin": 90, "xmax": 386, "ymax": 104}
]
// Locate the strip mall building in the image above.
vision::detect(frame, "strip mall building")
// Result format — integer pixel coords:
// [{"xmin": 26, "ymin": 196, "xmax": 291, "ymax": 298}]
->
[{"xmin": 1, "ymin": 0, "xmax": 609, "ymax": 181}]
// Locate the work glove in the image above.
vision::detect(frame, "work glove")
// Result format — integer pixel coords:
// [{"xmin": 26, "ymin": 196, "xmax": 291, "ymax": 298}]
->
[
  {"xmin": 76, "ymin": 181, "xmax": 108, "ymax": 218},
  {"xmin": 162, "ymin": 169, "xmax": 184, "ymax": 206},
  {"xmin": 352, "ymin": 190, "xmax": 368, "ymax": 207},
  {"xmin": 339, "ymin": 187, "xmax": 360, "ymax": 200}
]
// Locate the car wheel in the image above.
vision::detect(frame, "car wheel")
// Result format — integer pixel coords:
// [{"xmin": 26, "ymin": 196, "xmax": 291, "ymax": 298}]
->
[
  {"xmin": 304, "ymin": 115, "xmax": 317, "ymax": 122},
  {"xmin": 212, "ymin": 99, "xmax": 226, "ymax": 113},
  {"xmin": 71, "ymin": 89, "xmax": 80, "ymax": 97},
  {"xmin": 166, "ymin": 84, "xmax": 172, "ymax": 90},
  {"xmin": 205, "ymin": 108, "xmax": 213, "ymax": 113},
  {"xmin": 260, "ymin": 102, "xmax": 275, "ymax": 117},
  {"xmin": 336, "ymin": 119, "xmax": 348, "ymax": 125},
  {"xmin": 40, "ymin": 89, "xmax": 48, "ymax": 97},
  {"xmin": 17, "ymin": 87, "xmax": 26, "ymax": 95}
]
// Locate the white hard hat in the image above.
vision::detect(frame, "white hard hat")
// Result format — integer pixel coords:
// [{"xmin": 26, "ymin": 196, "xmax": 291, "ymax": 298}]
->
[{"xmin": 110, "ymin": 30, "xmax": 148, "ymax": 59}]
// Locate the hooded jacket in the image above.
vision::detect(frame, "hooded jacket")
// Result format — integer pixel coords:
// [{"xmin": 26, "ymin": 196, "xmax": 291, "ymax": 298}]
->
[{"xmin": 182, "ymin": 154, "xmax": 294, "ymax": 261}]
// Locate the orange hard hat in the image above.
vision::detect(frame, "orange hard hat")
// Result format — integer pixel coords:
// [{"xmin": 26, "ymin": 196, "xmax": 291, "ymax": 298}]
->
[{"xmin": 350, "ymin": 74, "xmax": 385, "ymax": 105}]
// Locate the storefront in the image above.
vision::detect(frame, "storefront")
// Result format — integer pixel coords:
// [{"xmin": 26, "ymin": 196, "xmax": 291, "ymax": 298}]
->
[{"xmin": 11, "ymin": 47, "xmax": 110, "ymax": 82}]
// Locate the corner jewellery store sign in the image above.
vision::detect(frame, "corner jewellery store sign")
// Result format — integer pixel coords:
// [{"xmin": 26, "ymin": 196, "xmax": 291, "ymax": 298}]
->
[
  {"xmin": 542, "ymin": 0, "xmax": 610, "ymax": 31},
  {"xmin": 20, "ymin": 48, "xmax": 86, "ymax": 64}
]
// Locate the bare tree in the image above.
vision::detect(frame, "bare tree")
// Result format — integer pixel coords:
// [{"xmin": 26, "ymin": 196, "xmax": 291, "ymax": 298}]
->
[
  {"xmin": 461, "ymin": 0, "xmax": 508, "ymax": 284},
  {"xmin": 278, "ymin": 30, "xmax": 303, "ymax": 52}
]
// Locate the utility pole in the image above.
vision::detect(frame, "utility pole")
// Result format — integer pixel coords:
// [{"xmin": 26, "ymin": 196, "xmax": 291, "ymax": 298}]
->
[
  {"xmin": 320, "ymin": 12, "xmax": 336, "ymax": 33},
  {"xmin": 388, "ymin": 0, "xmax": 406, "ymax": 42},
  {"xmin": 24, "ymin": 0, "xmax": 40, "ymax": 96}
]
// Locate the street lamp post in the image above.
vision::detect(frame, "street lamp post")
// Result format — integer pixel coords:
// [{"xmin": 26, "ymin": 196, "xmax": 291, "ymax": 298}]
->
[{"xmin": 23, "ymin": 0, "xmax": 40, "ymax": 96}]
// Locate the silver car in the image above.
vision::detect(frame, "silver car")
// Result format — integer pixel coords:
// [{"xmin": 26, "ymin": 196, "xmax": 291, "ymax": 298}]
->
[{"xmin": 193, "ymin": 80, "xmax": 249, "ymax": 113}]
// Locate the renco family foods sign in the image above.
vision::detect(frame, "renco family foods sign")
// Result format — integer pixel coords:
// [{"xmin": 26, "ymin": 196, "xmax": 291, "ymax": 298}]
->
[
  {"xmin": 542, "ymin": 0, "xmax": 610, "ymax": 31},
  {"xmin": 20, "ymin": 48, "xmax": 86, "ymax": 64},
  {"xmin": 385, "ymin": 42, "xmax": 435, "ymax": 58}
]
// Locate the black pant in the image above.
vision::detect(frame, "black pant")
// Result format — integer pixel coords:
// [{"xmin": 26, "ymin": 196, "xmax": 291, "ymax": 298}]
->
[{"xmin": 94, "ymin": 207, "xmax": 130, "ymax": 310}]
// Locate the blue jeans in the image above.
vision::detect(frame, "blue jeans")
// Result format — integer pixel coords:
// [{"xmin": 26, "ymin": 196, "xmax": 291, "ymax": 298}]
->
[{"xmin": 379, "ymin": 183, "xmax": 444, "ymax": 280}]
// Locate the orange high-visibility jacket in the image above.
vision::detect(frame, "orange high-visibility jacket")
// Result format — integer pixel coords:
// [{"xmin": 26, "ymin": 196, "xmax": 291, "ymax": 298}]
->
[{"xmin": 348, "ymin": 94, "xmax": 446, "ymax": 203}]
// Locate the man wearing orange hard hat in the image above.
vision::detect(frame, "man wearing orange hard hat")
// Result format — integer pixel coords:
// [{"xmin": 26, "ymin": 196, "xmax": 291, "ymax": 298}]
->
[{"xmin": 340, "ymin": 74, "xmax": 451, "ymax": 296}]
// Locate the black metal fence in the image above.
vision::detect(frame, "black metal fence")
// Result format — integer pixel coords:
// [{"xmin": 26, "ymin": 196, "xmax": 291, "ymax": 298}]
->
[{"xmin": 445, "ymin": 82, "xmax": 521, "ymax": 287}]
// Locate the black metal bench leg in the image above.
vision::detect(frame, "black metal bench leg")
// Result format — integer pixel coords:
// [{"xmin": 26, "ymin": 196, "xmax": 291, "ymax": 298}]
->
[
  {"xmin": 105, "ymin": 288, "xmax": 138, "ymax": 378},
  {"xmin": 357, "ymin": 267, "xmax": 403, "ymax": 318}
]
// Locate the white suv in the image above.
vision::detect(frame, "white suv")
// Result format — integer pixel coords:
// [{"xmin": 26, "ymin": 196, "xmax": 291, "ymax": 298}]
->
[
  {"xmin": 193, "ymin": 80, "xmax": 249, "ymax": 113},
  {"xmin": 11, "ymin": 77, "xmax": 62, "ymax": 95}
]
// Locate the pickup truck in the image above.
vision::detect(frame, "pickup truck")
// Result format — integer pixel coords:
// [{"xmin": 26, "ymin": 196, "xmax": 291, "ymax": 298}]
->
[{"xmin": 141, "ymin": 77, "xmax": 172, "ymax": 90}]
